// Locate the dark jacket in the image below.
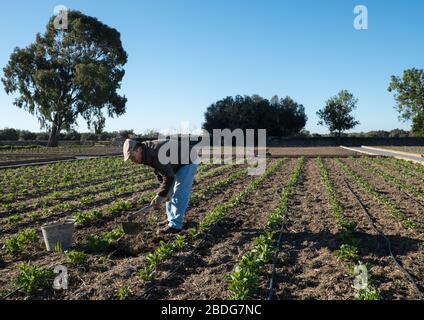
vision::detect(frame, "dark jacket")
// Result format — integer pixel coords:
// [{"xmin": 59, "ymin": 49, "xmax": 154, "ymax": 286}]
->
[{"xmin": 139, "ymin": 139, "xmax": 197, "ymax": 197}]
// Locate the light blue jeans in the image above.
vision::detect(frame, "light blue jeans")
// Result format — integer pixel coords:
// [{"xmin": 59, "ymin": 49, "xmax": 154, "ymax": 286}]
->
[{"xmin": 166, "ymin": 163, "xmax": 199, "ymax": 229}]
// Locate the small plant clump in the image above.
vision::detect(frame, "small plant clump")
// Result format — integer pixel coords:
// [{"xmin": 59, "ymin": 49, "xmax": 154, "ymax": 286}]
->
[
  {"xmin": 137, "ymin": 235, "xmax": 187, "ymax": 281},
  {"xmin": 335, "ymin": 244, "xmax": 359, "ymax": 262},
  {"xmin": 87, "ymin": 227, "xmax": 125, "ymax": 252},
  {"xmin": 117, "ymin": 287, "xmax": 131, "ymax": 300},
  {"xmin": 15, "ymin": 263, "xmax": 54, "ymax": 294},
  {"xmin": 4, "ymin": 228, "xmax": 38, "ymax": 254},
  {"xmin": 74, "ymin": 210, "xmax": 103, "ymax": 226},
  {"xmin": 65, "ymin": 250, "xmax": 88, "ymax": 266}
]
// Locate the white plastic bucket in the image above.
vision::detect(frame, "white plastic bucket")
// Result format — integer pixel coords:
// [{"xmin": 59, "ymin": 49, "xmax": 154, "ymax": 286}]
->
[{"xmin": 41, "ymin": 220, "xmax": 75, "ymax": 251}]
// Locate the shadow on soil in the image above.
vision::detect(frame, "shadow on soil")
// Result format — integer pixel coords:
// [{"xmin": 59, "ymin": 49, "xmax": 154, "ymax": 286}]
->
[{"xmin": 274, "ymin": 230, "xmax": 423, "ymax": 300}]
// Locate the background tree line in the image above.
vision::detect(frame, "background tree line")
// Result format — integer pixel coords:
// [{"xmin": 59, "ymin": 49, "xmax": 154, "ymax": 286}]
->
[
  {"xmin": 202, "ymin": 94, "xmax": 308, "ymax": 136},
  {"xmin": 2, "ymin": 10, "xmax": 423, "ymax": 145},
  {"xmin": 0, "ymin": 128, "xmax": 159, "ymax": 142}
]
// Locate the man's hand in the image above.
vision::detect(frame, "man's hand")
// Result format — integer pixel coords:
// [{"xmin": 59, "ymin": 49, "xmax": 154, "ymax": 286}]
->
[{"xmin": 151, "ymin": 195, "xmax": 165, "ymax": 209}]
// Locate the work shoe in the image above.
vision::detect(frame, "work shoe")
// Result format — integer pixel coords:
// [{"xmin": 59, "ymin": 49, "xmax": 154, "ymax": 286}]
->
[{"xmin": 156, "ymin": 225, "xmax": 182, "ymax": 235}]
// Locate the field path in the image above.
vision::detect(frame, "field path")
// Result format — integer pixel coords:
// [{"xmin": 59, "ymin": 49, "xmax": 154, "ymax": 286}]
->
[{"xmin": 341, "ymin": 146, "xmax": 424, "ymax": 165}]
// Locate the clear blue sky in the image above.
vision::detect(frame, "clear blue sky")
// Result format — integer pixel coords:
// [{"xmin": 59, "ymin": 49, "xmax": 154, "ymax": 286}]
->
[{"xmin": 1, "ymin": 0, "xmax": 423, "ymax": 134}]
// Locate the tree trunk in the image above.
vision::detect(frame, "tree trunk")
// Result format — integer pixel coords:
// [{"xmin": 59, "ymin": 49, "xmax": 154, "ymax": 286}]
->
[{"xmin": 47, "ymin": 122, "xmax": 60, "ymax": 148}]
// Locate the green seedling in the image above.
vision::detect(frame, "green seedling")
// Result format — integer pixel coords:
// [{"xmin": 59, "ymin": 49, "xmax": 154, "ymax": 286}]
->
[
  {"xmin": 137, "ymin": 265, "xmax": 155, "ymax": 281},
  {"xmin": 171, "ymin": 235, "xmax": 186, "ymax": 251},
  {"xmin": 336, "ymin": 230, "xmax": 360, "ymax": 247},
  {"xmin": 87, "ymin": 227, "xmax": 124, "ymax": 252},
  {"xmin": 15, "ymin": 263, "xmax": 54, "ymax": 294},
  {"xmin": 4, "ymin": 228, "xmax": 38, "ymax": 254},
  {"xmin": 187, "ymin": 228, "xmax": 199, "ymax": 238},
  {"xmin": 354, "ymin": 287, "xmax": 382, "ymax": 300},
  {"xmin": 117, "ymin": 287, "xmax": 130, "ymax": 300},
  {"xmin": 74, "ymin": 210, "xmax": 103, "ymax": 226},
  {"xmin": 7, "ymin": 214, "xmax": 22, "ymax": 224},
  {"xmin": 335, "ymin": 244, "xmax": 359, "ymax": 262},
  {"xmin": 53, "ymin": 242, "xmax": 63, "ymax": 253},
  {"xmin": 65, "ymin": 250, "xmax": 88, "ymax": 266}
]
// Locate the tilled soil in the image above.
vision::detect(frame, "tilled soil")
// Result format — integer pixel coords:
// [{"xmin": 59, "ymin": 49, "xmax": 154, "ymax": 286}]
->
[
  {"xmin": 143, "ymin": 159, "xmax": 297, "ymax": 300},
  {"xmin": 1, "ymin": 157, "xmax": 423, "ymax": 300},
  {"xmin": 267, "ymin": 147, "xmax": 359, "ymax": 157},
  {"xmin": 341, "ymin": 158, "xmax": 424, "ymax": 229},
  {"xmin": 0, "ymin": 165, "xmax": 250, "ymax": 299},
  {"xmin": 362, "ymin": 158, "xmax": 424, "ymax": 193},
  {"xmin": 0, "ymin": 164, "xmax": 234, "ymax": 241},
  {"xmin": 57, "ymin": 164, "xmax": 258, "ymax": 299},
  {"xmin": 270, "ymin": 158, "xmax": 354, "ymax": 300},
  {"xmin": 327, "ymin": 159, "xmax": 424, "ymax": 299}
]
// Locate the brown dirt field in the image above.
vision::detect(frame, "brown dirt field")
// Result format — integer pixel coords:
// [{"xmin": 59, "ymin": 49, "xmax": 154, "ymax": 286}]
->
[
  {"xmin": 142, "ymin": 159, "xmax": 297, "ymax": 300},
  {"xmin": 0, "ymin": 162, "xmax": 258, "ymax": 300},
  {"xmin": 340, "ymin": 158, "xmax": 424, "ymax": 229},
  {"xmin": 2, "ymin": 156, "xmax": 423, "ymax": 300},
  {"xmin": 267, "ymin": 147, "xmax": 360, "ymax": 157},
  {"xmin": 357, "ymin": 158, "xmax": 424, "ymax": 199},
  {"xmin": 198, "ymin": 146, "xmax": 360, "ymax": 158},
  {"xmin": 0, "ymin": 164, "xmax": 236, "ymax": 240},
  {"xmin": 267, "ymin": 158, "xmax": 353, "ymax": 300},
  {"xmin": 324, "ymin": 159, "xmax": 422, "ymax": 299}
]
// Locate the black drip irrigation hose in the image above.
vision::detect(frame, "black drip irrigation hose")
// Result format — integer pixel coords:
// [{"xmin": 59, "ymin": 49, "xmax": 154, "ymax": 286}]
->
[
  {"xmin": 267, "ymin": 211, "xmax": 289, "ymax": 300},
  {"xmin": 399, "ymin": 188, "xmax": 424, "ymax": 209},
  {"xmin": 344, "ymin": 179, "xmax": 424, "ymax": 300}
]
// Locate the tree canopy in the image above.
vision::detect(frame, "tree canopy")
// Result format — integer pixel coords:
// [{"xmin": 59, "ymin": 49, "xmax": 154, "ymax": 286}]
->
[
  {"xmin": 316, "ymin": 90, "xmax": 360, "ymax": 136},
  {"xmin": 388, "ymin": 68, "xmax": 424, "ymax": 135},
  {"xmin": 2, "ymin": 10, "xmax": 128, "ymax": 147},
  {"xmin": 202, "ymin": 94, "xmax": 307, "ymax": 136}
]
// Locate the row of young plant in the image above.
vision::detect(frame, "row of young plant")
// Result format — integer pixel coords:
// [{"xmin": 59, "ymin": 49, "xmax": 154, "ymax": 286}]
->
[
  {"xmin": 0, "ymin": 144, "xmax": 118, "ymax": 155},
  {"xmin": 317, "ymin": 158, "xmax": 381, "ymax": 300},
  {"xmin": 0, "ymin": 170, "xmax": 155, "ymax": 216},
  {"xmin": 0, "ymin": 166, "xmax": 147, "ymax": 205},
  {"xmin": 136, "ymin": 159, "xmax": 287, "ymax": 283},
  {"xmin": 0, "ymin": 157, "xmax": 145, "ymax": 200},
  {"xmin": 335, "ymin": 159, "xmax": 419, "ymax": 230},
  {"xmin": 1, "ymin": 166, "xmax": 251, "ymax": 296},
  {"xmin": 354, "ymin": 157, "xmax": 424, "ymax": 199},
  {"xmin": 225, "ymin": 157, "xmax": 302, "ymax": 300},
  {"xmin": 194, "ymin": 163, "xmax": 236, "ymax": 183},
  {"xmin": 0, "ymin": 159, "xmax": 223, "ymax": 204},
  {"xmin": 190, "ymin": 168, "xmax": 248, "ymax": 205},
  {"xmin": 71, "ymin": 164, "xmax": 242, "ymax": 228},
  {"xmin": 1, "ymin": 163, "xmax": 242, "ymax": 255},
  {"xmin": 0, "ymin": 177, "xmax": 159, "ymax": 230},
  {"xmin": 0, "ymin": 156, "xmax": 127, "ymax": 183},
  {"xmin": 385, "ymin": 157, "xmax": 424, "ymax": 176},
  {"xmin": 371, "ymin": 157, "xmax": 423, "ymax": 181}
]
